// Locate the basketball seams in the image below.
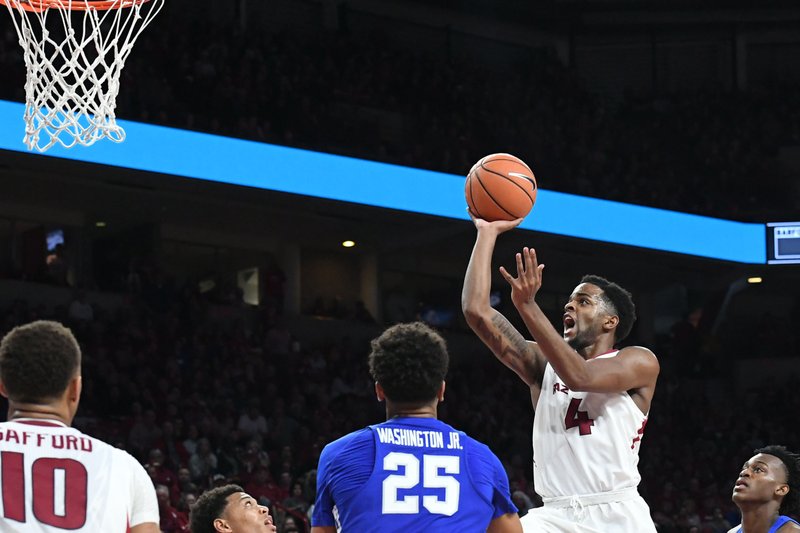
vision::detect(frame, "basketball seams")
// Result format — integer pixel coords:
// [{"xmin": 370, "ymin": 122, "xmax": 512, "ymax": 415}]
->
[
  {"xmin": 467, "ymin": 170, "xmax": 486, "ymax": 219},
  {"xmin": 472, "ymin": 169, "xmax": 520, "ymax": 219},
  {"xmin": 479, "ymin": 160, "xmax": 536, "ymax": 203},
  {"xmin": 465, "ymin": 153, "xmax": 537, "ymax": 222}
]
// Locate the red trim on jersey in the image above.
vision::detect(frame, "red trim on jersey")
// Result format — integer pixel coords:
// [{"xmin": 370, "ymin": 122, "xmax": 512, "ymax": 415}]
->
[
  {"xmin": 631, "ymin": 418, "xmax": 648, "ymax": 449},
  {"xmin": 10, "ymin": 418, "xmax": 67, "ymax": 428},
  {"xmin": 588, "ymin": 349, "xmax": 619, "ymax": 360}
]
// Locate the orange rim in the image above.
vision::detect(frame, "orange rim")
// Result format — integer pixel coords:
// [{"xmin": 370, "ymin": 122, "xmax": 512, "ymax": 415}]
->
[{"xmin": 0, "ymin": 0, "xmax": 149, "ymax": 11}]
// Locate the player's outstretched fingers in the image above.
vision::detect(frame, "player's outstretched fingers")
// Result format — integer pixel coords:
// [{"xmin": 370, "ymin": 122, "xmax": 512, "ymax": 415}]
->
[
  {"xmin": 529, "ymin": 249, "xmax": 545, "ymax": 286},
  {"xmin": 530, "ymin": 249, "xmax": 545, "ymax": 275},
  {"xmin": 499, "ymin": 265, "xmax": 514, "ymax": 285},
  {"xmin": 527, "ymin": 248, "xmax": 538, "ymax": 270}
]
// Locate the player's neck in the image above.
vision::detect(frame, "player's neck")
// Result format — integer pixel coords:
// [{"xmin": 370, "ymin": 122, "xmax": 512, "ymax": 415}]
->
[
  {"xmin": 386, "ymin": 401, "xmax": 438, "ymax": 419},
  {"xmin": 7, "ymin": 402, "xmax": 72, "ymax": 426},
  {"xmin": 578, "ymin": 338, "xmax": 617, "ymax": 360},
  {"xmin": 739, "ymin": 504, "xmax": 781, "ymax": 532}
]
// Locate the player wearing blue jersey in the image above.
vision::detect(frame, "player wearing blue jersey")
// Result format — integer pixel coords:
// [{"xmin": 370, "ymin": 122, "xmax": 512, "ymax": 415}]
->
[
  {"xmin": 728, "ymin": 445, "xmax": 800, "ymax": 533},
  {"xmin": 311, "ymin": 322, "xmax": 522, "ymax": 533}
]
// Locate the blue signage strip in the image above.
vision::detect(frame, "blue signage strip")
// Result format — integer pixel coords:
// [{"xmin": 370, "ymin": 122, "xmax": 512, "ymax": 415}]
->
[{"xmin": 0, "ymin": 99, "xmax": 766, "ymax": 263}]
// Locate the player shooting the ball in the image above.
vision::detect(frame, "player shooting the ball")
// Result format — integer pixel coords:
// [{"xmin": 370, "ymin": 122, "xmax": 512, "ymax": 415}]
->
[{"xmin": 462, "ymin": 212, "xmax": 660, "ymax": 533}]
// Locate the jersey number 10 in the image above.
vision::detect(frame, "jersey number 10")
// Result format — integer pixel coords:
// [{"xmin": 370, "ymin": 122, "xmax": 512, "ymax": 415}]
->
[
  {"xmin": 1, "ymin": 451, "xmax": 88, "ymax": 528},
  {"xmin": 382, "ymin": 452, "xmax": 460, "ymax": 516}
]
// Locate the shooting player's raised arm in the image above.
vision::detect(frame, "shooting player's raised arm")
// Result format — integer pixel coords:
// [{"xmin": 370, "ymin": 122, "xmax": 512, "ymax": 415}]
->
[{"xmin": 462, "ymin": 216, "xmax": 545, "ymax": 387}]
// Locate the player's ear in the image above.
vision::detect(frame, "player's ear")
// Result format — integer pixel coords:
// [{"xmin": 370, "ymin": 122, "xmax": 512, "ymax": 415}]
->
[
  {"xmin": 603, "ymin": 314, "xmax": 619, "ymax": 333},
  {"xmin": 0, "ymin": 380, "xmax": 8, "ymax": 399},
  {"xmin": 375, "ymin": 382, "xmax": 386, "ymax": 402},
  {"xmin": 438, "ymin": 381, "xmax": 446, "ymax": 402},
  {"xmin": 213, "ymin": 517, "xmax": 231, "ymax": 532},
  {"xmin": 67, "ymin": 375, "xmax": 82, "ymax": 404},
  {"xmin": 776, "ymin": 483, "xmax": 789, "ymax": 497}
]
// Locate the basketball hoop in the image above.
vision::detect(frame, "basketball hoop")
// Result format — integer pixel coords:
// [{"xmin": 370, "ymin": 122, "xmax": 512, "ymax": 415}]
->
[{"xmin": 1, "ymin": 0, "xmax": 164, "ymax": 151}]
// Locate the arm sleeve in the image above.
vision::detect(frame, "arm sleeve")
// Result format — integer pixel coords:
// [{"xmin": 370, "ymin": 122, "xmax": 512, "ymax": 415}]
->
[
  {"xmin": 311, "ymin": 429, "xmax": 374, "ymax": 527},
  {"xmin": 465, "ymin": 440, "xmax": 518, "ymax": 520},
  {"xmin": 312, "ymin": 444, "xmax": 338, "ymax": 527},
  {"xmin": 127, "ymin": 454, "xmax": 159, "ymax": 527},
  {"xmin": 488, "ymin": 452, "xmax": 518, "ymax": 519}
]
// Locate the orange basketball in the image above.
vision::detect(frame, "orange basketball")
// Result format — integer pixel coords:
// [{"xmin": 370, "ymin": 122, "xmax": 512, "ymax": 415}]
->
[{"xmin": 465, "ymin": 153, "xmax": 537, "ymax": 222}]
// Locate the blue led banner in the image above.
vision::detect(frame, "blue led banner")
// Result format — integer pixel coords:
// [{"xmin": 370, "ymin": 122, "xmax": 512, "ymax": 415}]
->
[{"xmin": 0, "ymin": 100, "xmax": 766, "ymax": 263}]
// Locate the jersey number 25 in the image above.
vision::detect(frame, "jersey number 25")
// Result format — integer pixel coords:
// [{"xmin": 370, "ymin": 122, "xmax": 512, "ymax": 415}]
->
[{"xmin": 382, "ymin": 452, "xmax": 460, "ymax": 516}]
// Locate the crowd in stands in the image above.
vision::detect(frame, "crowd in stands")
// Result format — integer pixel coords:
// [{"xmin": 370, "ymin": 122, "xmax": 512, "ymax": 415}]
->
[
  {"xmin": 1, "ymin": 264, "xmax": 798, "ymax": 532},
  {"xmin": 1, "ymin": 12, "xmax": 798, "ymax": 221},
  {"xmin": 1, "ymin": 6, "xmax": 799, "ymax": 533}
]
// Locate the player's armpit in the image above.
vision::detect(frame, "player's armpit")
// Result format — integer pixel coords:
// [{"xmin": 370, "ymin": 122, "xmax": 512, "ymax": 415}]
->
[
  {"xmin": 310, "ymin": 527, "xmax": 337, "ymax": 533},
  {"xmin": 577, "ymin": 346, "xmax": 659, "ymax": 394},
  {"xmin": 487, "ymin": 512, "xmax": 524, "ymax": 533},
  {"xmin": 130, "ymin": 523, "xmax": 160, "ymax": 533},
  {"xmin": 464, "ymin": 308, "xmax": 545, "ymax": 387}
]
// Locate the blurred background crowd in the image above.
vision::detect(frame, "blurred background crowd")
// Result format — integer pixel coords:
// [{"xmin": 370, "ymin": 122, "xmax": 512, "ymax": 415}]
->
[
  {"xmin": 1, "ymin": 1, "xmax": 799, "ymax": 532},
  {"xmin": 0, "ymin": 261, "xmax": 797, "ymax": 532},
  {"xmin": 1, "ymin": 1, "xmax": 799, "ymax": 221}
]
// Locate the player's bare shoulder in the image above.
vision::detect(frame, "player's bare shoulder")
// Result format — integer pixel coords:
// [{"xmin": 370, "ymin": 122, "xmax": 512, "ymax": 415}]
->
[
  {"xmin": 617, "ymin": 345, "xmax": 659, "ymax": 369},
  {"xmin": 616, "ymin": 346, "xmax": 660, "ymax": 387},
  {"xmin": 615, "ymin": 346, "xmax": 659, "ymax": 412}
]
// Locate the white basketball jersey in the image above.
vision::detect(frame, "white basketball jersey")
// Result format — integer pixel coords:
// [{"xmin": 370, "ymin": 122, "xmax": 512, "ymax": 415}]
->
[
  {"xmin": 0, "ymin": 419, "xmax": 158, "ymax": 532},
  {"xmin": 533, "ymin": 352, "xmax": 649, "ymax": 498}
]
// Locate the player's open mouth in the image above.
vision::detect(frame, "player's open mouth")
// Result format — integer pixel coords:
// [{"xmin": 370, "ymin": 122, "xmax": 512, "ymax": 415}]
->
[{"xmin": 563, "ymin": 314, "xmax": 575, "ymax": 333}]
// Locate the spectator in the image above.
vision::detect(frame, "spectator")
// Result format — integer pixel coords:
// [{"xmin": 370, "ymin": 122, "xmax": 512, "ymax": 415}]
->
[
  {"xmin": 237, "ymin": 399, "xmax": 268, "ymax": 438},
  {"xmin": 146, "ymin": 448, "xmax": 179, "ymax": 496},
  {"xmin": 282, "ymin": 515, "xmax": 300, "ymax": 533},
  {"xmin": 129, "ymin": 409, "xmax": 162, "ymax": 460},
  {"xmin": 176, "ymin": 467, "xmax": 198, "ymax": 496},
  {"xmin": 282, "ymin": 482, "xmax": 310, "ymax": 515},
  {"xmin": 189, "ymin": 437, "xmax": 218, "ymax": 484},
  {"xmin": 177, "ymin": 491, "xmax": 198, "ymax": 517},
  {"xmin": 244, "ymin": 466, "xmax": 281, "ymax": 506},
  {"xmin": 183, "ymin": 423, "xmax": 201, "ymax": 456},
  {"xmin": 158, "ymin": 420, "xmax": 189, "ymax": 470},
  {"xmin": 156, "ymin": 483, "xmax": 189, "ymax": 533},
  {"xmin": 238, "ymin": 438, "xmax": 272, "ymax": 484}
]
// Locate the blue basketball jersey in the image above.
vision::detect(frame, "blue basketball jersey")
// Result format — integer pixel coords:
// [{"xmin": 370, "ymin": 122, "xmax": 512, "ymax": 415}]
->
[
  {"xmin": 733, "ymin": 515, "xmax": 800, "ymax": 533},
  {"xmin": 312, "ymin": 417, "xmax": 517, "ymax": 532}
]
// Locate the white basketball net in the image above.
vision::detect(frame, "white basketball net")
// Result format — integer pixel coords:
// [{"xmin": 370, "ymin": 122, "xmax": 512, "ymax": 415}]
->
[{"xmin": 2, "ymin": 0, "xmax": 164, "ymax": 152}]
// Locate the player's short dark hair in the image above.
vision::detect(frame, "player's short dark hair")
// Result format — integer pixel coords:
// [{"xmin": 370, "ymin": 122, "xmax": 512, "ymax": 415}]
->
[
  {"xmin": 0, "ymin": 320, "xmax": 81, "ymax": 403},
  {"xmin": 580, "ymin": 275, "xmax": 636, "ymax": 342},
  {"xmin": 755, "ymin": 445, "xmax": 800, "ymax": 516},
  {"xmin": 190, "ymin": 484, "xmax": 243, "ymax": 533},
  {"xmin": 368, "ymin": 322, "xmax": 449, "ymax": 404}
]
